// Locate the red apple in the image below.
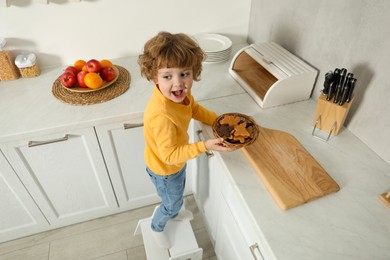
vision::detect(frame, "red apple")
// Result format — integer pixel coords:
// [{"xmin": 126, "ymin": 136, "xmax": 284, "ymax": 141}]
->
[
  {"xmin": 85, "ymin": 59, "xmax": 101, "ymax": 73},
  {"xmin": 77, "ymin": 70, "xmax": 89, "ymax": 87},
  {"xmin": 60, "ymin": 71, "xmax": 77, "ymax": 87},
  {"xmin": 100, "ymin": 66, "xmax": 116, "ymax": 81},
  {"xmin": 65, "ymin": 66, "xmax": 79, "ymax": 75}
]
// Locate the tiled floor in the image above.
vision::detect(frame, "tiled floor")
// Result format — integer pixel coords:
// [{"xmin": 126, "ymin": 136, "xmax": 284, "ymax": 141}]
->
[{"xmin": 0, "ymin": 195, "xmax": 217, "ymax": 260}]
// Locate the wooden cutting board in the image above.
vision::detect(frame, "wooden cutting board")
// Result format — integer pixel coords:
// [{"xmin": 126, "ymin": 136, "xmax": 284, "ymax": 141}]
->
[{"xmin": 242, "ymin": 125, "xmax": 340, "ymax": 210}]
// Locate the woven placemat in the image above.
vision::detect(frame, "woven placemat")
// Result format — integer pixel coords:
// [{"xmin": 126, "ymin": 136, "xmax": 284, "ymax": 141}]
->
[{"xmin": 52, "ymin": 65, "xmax": 131, "ymax": 105}]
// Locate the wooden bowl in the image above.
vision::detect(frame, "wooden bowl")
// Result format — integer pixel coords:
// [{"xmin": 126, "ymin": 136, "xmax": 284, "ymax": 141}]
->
[{"xmin": 212, "ymin": 112, "xmax": 259, "ymax": 148}]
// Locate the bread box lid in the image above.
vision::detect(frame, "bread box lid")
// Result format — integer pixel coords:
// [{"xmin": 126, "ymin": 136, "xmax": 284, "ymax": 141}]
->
[{"xmin": 15, "ymin": 53, "xmax": 37, "ymax": 68}]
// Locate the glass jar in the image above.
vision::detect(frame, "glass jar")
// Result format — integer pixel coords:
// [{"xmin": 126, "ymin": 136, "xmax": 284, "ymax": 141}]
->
[
  {"xmin": 0, "ymin": 38, "xmax": 19, "ymax": 81},
  {"xmin": 15, "ymin": 53, "xmax": 40, "ymax": 78}
]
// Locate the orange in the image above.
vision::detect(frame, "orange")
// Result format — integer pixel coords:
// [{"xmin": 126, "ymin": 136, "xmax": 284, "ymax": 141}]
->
[
  {"xmin": 73, "ymin": 60, "xmax": 86, "ymax": 71},
  {"xmin": 81, "ymin": 65, "xmax": 87, "ymax": 71},
  {"xmin": 100, "ymin": 59, "xmax": 113, "ymax": 67},
  {"xmin": 84, "ymin": 72, "xmax": 103, "ymax": 89}
]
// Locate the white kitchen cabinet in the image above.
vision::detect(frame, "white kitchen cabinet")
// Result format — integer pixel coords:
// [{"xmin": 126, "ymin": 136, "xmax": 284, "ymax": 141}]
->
[
  {"xmin": 0, "ymin": 127, "xmax": 118, "ymax": 228},
  {"xmin": 95, "ymin": 118, "xmax": 159, "ymax": 211},
  {"xmin": 191, "ymin": 122, "xmax": 223, "ymax": 245},
  {"xmin": 214, "ymin": 197, "xmax": 258, "ymax": 260},
  {"xmin": 95, "ymin": 116, "xmax": 194, "ymax": 211},
  {"xmin": 192, "ymin": 122, "xmax": 269, "ymax": 260},
  {"xmin": 0, "ymin": 151, "xmax": 49, "ymax": 243},
  {"xmin": 219, "ymin": 175, "xmax": 268, "ymax": 260}
]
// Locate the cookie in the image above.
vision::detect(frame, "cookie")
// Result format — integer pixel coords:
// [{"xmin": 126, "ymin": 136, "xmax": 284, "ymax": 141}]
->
[
  {"xmin": 216, "ymin": 124, "xmax": 234, "ymax": 139},
  {"xmin": 233, "ymin": 122, "xmax": 250, "ymax": 137},
  {"xmin": 232, "ymin": 135, "xmax": 246, "ymax": 143},
  {"xmin": 219, "ymin": 115, "xmax": 241, "ymax": 126}
]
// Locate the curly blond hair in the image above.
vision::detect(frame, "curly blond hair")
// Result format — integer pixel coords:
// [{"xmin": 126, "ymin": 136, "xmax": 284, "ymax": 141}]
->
[{"xmin": 138, "ymin": 32, "xmax": 206, "ymax": 82}]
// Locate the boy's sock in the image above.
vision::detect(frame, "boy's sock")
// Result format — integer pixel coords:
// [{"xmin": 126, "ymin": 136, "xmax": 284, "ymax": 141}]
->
[
  {"xmin": 171, "ymin": 209, "xmax": 193, "ymax": 221},
  {"xmin": 151, "ymin": 228, "xmax": 171, "ymax": 249}
]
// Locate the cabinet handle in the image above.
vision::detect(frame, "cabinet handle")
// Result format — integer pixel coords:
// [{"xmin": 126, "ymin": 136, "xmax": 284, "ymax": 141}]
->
[
  {"xmin": 262, "ymin": 57, "xmax": 272, "ymax": 64},
  {"xmin": 249, "ymin": 243, "xmax": 264, "ymax": 260},
  {"xmin": 28, "ymin": 134, "xmax": 69, "ymax": 147},
  {"xmin": 123, "ymin": 123, "xmax": 144, "ymax": 129},
  {"xmin": 196, "ymin": 130, "xmax": 214, "ymax": 158}
]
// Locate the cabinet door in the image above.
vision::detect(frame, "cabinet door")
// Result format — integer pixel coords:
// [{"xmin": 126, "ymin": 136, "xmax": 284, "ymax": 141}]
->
[
  {"xmin": 0, "ymin": 152, "xmax": 49, "ymax": 243},
  {"xmin": 95, "ymin": 119, "xmax": 159, "ymax": 211},
  {"xmin": 1, "ymin": 127, "xmax": 118, "ymax": 228},
  {"xmin": 221, "ymin": 175, "xmax": 267, "ymax": 260},
  {"xmin": 214, "ymin": 198, "xmax": 256, "ymax": 260},
  {"xmin": 96, "ymin": 117, "xmax": 194, "ymax": 211},
  {"xmin": 191, "ymin": 123, "xmax": 223, "ymax": 243}
]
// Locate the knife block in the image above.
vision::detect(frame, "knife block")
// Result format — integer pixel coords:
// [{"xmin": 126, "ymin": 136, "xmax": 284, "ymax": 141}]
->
[{"xmin": 312, "ymin": 94, "xmax": 354, "ymax": 138}]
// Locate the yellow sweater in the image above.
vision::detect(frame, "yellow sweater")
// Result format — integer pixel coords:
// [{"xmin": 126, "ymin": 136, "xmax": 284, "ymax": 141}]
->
[{"xmin": 143, "ymin": 86, "xmax": 218, "ymax": 175}]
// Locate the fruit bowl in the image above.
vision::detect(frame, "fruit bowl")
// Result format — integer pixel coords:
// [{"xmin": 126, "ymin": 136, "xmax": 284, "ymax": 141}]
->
[
  {"xmin": 61, "ymin": 66, "xmax": 119, "ymax": 93},
  {"xmin": 212, "ymin": 112, "xmax": 259, "ymax": 148}
]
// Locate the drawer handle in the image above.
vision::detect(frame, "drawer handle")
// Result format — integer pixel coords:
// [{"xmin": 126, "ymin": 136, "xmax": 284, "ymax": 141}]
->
[
  {"xmin": 196, "ymin": 130, "xmax": 214, "ymax": 158},
  {"xmin": 249, "ymin": 243, "xmax": 264, "ymax": 260},
  {"xmin": 123, "ymin": 123, "xmax": 144, "ymax": 129},
  {"xmin": 28, "ymin": 134, "xmax": 69, "ymax": 147}
]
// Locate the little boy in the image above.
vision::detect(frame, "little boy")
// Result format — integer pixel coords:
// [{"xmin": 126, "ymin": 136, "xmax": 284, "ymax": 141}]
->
[{"xmin": 138, "ymin": 31, "xmax": 235, "ymax": 248}]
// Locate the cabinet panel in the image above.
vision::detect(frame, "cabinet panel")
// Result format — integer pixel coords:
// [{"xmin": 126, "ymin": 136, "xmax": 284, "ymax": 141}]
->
[
  {"xmin": 193, "ymin": 153, "xmax": 223, "ymax": 243},
  {"xmin": 192, "ymin": 123, "xmax": 223, "ymax": 243},
  {"xmin": 214, "ymin": 198, "xmax": 255, "ymax": 260},
  {"xmin": 222, "ymin": 176, "xmax": 267, "ymax": 260},
  {"xmin": 95, "ymin": 119, "xmax": 159, "ymax": 210},
  {"xmin": 96, "ymin": 117, "xmax": 194, "ymax": 211},
  {"xmin": 0, "ymin": 151, "xmax": 49, "ymax": 243},
  {"xmin": 1, "ymin": 127, "xmax": 118, "ymax": 227}
]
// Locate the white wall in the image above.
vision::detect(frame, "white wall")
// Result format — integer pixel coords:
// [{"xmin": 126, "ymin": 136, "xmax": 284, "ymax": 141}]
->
[
  {"xmin": 248, "ymin": 0, "xmax": 390, "ymax": 165},
  {"xmin": 0, "ymin": 0, "xmax": 251, "ymax": 68}
]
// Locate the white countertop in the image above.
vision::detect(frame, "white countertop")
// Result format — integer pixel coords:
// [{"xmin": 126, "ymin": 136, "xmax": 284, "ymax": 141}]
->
[
  {"xmin": 1, "ymin": 45, "xmax": 390, "ymax": 259},
  {"xmin": 200, "ymin": 95, "xmax": 390, "ymax": 260}
]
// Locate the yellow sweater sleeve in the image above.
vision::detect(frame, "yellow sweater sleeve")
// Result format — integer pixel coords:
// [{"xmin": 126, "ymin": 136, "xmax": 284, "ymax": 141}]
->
[
  {"xmin": 146, "ymin": 113, "xmax": 206, "ymax": 174},
  {"xmin": 190, "ymin": 95, "xmax": 218, "ymax": 125}
]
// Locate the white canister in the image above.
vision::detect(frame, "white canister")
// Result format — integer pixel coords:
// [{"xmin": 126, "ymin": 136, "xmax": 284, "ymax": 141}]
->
[{"xmin": 15, "ymin": 53, "xmax": 40, "ymax": 78}]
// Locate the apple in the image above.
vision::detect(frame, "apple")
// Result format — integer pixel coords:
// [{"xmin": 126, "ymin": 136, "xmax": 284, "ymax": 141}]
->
[
  {"xmin": 65, "ymin": 66, "xmax": 79, "ymax": 75},
  {"xmin": 85, "ymin": 59, "xmax": 101, "ymax": 73},
  {"xmin": 60, "ymin": 71, "xmax": 77, "ymax": 87},
  {"xmin": 100, "ymin": 66, "xmax": 116, "ymax": 81},
  {"xmin": 77, "ymin": 70, "xmax": 89, "ymax": 87}
]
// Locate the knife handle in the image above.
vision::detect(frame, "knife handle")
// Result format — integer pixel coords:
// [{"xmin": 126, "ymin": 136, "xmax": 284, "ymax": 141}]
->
[
  {"xmin": 322, "ymin": 71, "xmax": 334, "ymax": 95},
  {"xmin": 346, "ymin": 78, "xmax": 357, "ymax": 103},
  {"xmin": 327, "ymin": 81, "xmax": 335, "ymax": 101},
  {"xmin": 333, "ymin": 83, "xmax": 342, "ymax": 103},
  {"xmin": 334, "ymin": 68, "xmax": 348, "ymax": 103},
  {"xmin": 339, "ymin": 84, "xmax": 349, "ymax": 106}
]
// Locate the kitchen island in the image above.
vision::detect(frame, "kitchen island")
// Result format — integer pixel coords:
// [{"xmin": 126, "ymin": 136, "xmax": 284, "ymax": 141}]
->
[{"xmin": 1, "ymin": 45, "xmax": 389, "ymax": 259}]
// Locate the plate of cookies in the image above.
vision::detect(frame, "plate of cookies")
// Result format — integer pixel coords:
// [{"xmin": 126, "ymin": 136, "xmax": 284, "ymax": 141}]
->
[{"xmin": 212, "ymin": 113, "xmax": 259, "ymax": 148}]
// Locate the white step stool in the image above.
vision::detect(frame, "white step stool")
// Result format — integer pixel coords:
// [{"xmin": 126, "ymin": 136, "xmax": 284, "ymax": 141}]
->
[{"xmin": 134, "ymin": 207, "xmax": 203, "ymax": 260}]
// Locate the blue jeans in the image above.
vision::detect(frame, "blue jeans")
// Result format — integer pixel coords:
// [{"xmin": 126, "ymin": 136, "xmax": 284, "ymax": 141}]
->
[{"xmin": 146, "ymin": 164, "xmax": 186, "ymax": 232}]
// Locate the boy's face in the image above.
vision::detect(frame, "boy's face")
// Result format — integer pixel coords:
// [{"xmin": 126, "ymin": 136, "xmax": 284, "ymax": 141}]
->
[{"xmin": 155, "ymin": 67, "xmax": 194, "ymax": 104}]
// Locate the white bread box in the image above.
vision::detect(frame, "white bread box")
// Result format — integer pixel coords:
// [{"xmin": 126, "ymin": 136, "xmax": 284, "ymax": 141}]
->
[{"xmin": 229, "ymin": 42, "xmax": 318, "ymax": 108}]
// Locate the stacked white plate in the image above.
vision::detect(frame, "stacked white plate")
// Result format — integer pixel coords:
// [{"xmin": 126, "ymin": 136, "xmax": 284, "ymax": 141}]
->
[{"xmin": 193, "ymin": 33, "xmax": 232, "ymax": 63}]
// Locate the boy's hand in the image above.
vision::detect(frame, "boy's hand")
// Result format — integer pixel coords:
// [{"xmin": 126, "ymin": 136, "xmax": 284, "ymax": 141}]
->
[{"xmin": 204, "ymin": 138, "xmax": 238, "ymax": 152}]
